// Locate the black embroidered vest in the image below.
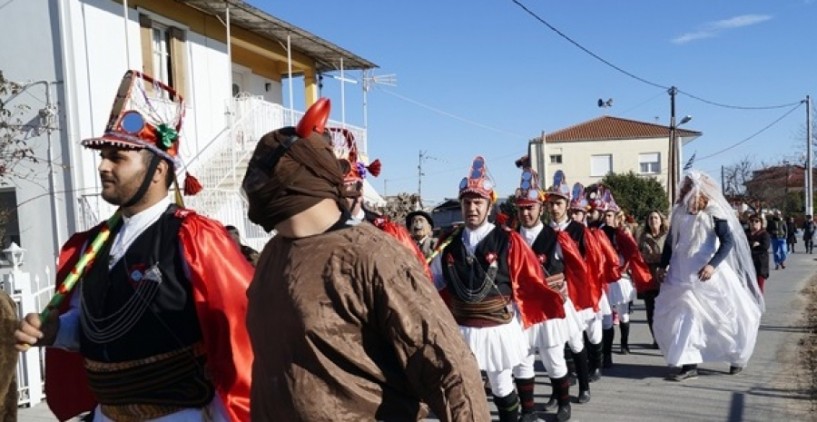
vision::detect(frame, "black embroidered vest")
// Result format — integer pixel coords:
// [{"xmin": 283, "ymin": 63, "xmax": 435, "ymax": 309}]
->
[
  {"xmin": 531, "ymin": 225, "xmax": 564, "ymax": 276},
  {"xmin": 442, "ymin": 227, "xmax": 512, "ymax": 301},
  {"xmin": 79, "ymin": 205, "xmax": 203, "ymax": 361}
]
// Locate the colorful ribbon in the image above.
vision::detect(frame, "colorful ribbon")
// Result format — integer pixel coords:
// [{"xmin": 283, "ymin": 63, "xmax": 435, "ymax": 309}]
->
[
  {"xmin": 40, "ymin": 211, "xmax": 122, "ymax": 321},
  {"xmin": 425, "ymin": 226, "xmax": 462, "ymax": 265}
]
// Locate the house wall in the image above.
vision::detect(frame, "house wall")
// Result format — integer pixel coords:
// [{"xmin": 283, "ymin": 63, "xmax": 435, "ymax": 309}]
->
[
  {"xmin": 0, "ymin": 0, "xmax": 320, "ymax": 289},
  {"xmin": 542, "ymin": 137, "xmax": 670, "ymax": 188},
  {"xmin": 0, "ymin": 0, "xmax": 73, "ymax": 285}
]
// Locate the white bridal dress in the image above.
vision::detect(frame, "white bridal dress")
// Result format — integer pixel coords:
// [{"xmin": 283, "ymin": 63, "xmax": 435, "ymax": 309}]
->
[{"xmin": 653, "ymin": 208, "xmax": 763, "ymax": 368}]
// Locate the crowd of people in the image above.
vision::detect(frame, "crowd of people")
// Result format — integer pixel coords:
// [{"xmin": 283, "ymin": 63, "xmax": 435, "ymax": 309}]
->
[{"xmin": 3, "ymin": 75, "xmax": 779, "ymax": 421}]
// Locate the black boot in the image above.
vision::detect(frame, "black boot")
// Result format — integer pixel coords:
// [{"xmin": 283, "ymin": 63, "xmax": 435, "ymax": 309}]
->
[
  {"xmin": 514, "ymin": 377, "xmax": 537, "ymax": 416},
  {"xmin": 587, "ymin": 340, "xmax": 603, "ymax": 382},
  {"xmin": 493, "ymin": 391, "xmax": 520, "ymax": 422},
  {"xmin": 602, "ymin": 328, "xmax": 614, "ymax": 368},
  {"xmin": 552, "ymin": 375, "xmax": 572, "ymax": 421},
  {"xmin": 571, "ymin": 348, "xmax": 591, "ymax": 404},
  {"xmin": 620, "ymin": 321, "xmax": 631, "ymax": 355}
]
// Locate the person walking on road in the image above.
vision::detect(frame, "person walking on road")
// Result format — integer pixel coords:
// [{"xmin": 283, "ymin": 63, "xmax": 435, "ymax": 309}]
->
[
  {"xmin": 767, "ymin": 211, "xmax": 787, "ymax": 269},
  {"xmin": 745, "ymin": 214, "xmax": 771, "ymax": 293},
  {"xmin": 785, "ymin": 216, "xmax": 797, "ymax": 254},
  {"xmin": 654, "ymin": 170, "xmax": 764, "ymax": 382},
  {"xmin": 803, "ymin": 215, "xmax": 815, "ymax": 254}
]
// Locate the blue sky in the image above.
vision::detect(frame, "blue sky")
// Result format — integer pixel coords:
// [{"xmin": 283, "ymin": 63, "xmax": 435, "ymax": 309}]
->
[{"xmin": 252, "ymin": 0, "xmax": 816, "ymax": 205}]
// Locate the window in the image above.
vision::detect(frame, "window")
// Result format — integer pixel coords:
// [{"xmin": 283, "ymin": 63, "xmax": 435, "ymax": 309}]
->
[
  {"xmin": 590, "ymin": 154, "xmax": 612, "ymax": 177},
  {"xmin": 152, "ymin": 24, "xmax": 173, "ymax": 88},
  {"xmin": 550, "ymin": 154, "xmax": 562, "ymax": 164},
  {"xmin": 0, "ymin": 189, "xmax": 19, "ymax": 248},
  {"xmin": 139, "ymin": 14, "xmax": 187, "ymax": 98},
  {"xmin": 639, "ymin": 152, "xmax": 661, "ymax": 174}
]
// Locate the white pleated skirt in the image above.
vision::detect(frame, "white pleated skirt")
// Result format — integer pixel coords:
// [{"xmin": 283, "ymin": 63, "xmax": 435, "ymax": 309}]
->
[{"xmin": 460, "ymin": 315, "xmax": 530, "ymax": 372}]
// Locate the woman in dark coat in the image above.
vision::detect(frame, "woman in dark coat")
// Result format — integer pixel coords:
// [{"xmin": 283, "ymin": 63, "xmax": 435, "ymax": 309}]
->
[
  {"xmin": 785, "ymin": 216, "xmax": 797, "ymax": 253},
  {"xmin": 746, "ymin": 214, "xmax": 771, "ymax": 293}
]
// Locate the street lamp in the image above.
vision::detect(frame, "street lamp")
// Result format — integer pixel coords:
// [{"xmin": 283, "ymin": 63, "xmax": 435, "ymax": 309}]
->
[{"xmin": 3, "ymin": 242, "xmax": 25, "ymax": 270}]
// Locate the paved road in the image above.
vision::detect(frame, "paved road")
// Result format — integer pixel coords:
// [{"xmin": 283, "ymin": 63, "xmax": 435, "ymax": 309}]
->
[{"xmin": 18, "ymin": 252, "xmax": 816, "ymax": 421}]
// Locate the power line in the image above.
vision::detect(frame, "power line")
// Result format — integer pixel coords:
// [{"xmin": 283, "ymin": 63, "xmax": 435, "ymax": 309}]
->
[
  {"xmin": 509, "ymin": 0, "xmax": 802, "ymax": 111},
  {"xmin": 379, "ymin": 88, "xmax": 528, "ymax": 139},
  {"xmin": 696, "ymin": 101, "xmax": 805, "ymax": 162}
]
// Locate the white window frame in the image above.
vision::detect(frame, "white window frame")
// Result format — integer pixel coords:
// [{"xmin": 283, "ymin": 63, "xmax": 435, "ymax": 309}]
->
[
  {"xmin": 590, "ymin": 154, "xmax": 612, "ymax": 177},
  {"xmin": 639, "ymin": 152, "xmax": 661, "ymax": 175},
  {"xmin": 151, "ymin": 23, "xmax": 172, "ymax": 86}
]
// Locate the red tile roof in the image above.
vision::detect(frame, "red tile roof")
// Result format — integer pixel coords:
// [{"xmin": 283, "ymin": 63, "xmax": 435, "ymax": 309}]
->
[{"xmin": 544, "ymin": 115, "xmax": 702, "ymax": 143}]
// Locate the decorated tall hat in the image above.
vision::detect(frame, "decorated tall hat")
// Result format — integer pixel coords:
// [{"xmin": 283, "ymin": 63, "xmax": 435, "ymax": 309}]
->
[
  {"xmin": 83, "ymin": 70, "xmax": 184, "ymax": 165},
  {"xmin": 459, "ymin": 156, "xmax": 497, "ymax": 202},
  {"xmin": 569, "ymin": 182, "xmax": 589, "ymax": 211},
  {"xmin": 546, "ymin": 170, "xmax": 571, "ymax": 200},
  {"xmin": 594, "ymin": 185, "xmax": 621, "ymax": 213},
  {"xmin": 514, "ymin": 167, "xmax": 545, "ymax": 206},
  {"xmin": 81, "ymin": 70, "xmax": 201, "ymax": 195},
  {"xmin": 330, "ymin": 127, "xmax": 381, "ymax": 197}
]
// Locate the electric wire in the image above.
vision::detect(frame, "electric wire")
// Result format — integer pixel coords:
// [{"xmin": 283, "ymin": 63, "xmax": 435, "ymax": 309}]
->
[
  {"xmin": 510, "ymin": 0, "xmax": 803, "ymax": 110},
  {"xmin": 695, "ymin": 101, "xmax": 805, "ymax": 162}
]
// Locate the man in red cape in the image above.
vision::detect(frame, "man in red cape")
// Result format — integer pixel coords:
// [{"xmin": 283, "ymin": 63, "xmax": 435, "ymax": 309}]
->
[{"xmin": 15, "ymin": 70, "xmax": 252, "ymax": 421}]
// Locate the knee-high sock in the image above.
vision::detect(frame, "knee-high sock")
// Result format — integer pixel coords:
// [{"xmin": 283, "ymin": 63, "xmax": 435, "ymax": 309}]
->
[
  {"xmin": 493, "ymin": 391, "xmax": 520, "ymax": 422},
  {"xmin": 587, "ymin": 338, "xmax": 603, "ymax": 372},
  {"xmin": 551, "ymin": 375, "xmax": 571, "ymax": 406},
  {"xmin": 620, "ymin": 321, "xmax": 630, "ymax": 349},
  {"xmin": 514, "ymin": 377, "xmax": 536, "ymax": 414},
  {"xmin": 602, "ymin": 327, "xmax": 614, "ymax": 356},
  {"xmin": 571, "ymin": 348, "xmax": 590, "ymax": 392}
]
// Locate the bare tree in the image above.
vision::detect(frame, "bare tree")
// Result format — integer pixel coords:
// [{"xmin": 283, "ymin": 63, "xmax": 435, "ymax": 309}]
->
[
  {"xmin": 722, "ymin": 156, "xmax": 755, "ymax": 197},
  {"xmin": 0, "ymin": 70, "xmax": 38, "ymax": 181},
  {"xmin": 380, "ymin": 193, "xmax": 422, "ymax": 225}
]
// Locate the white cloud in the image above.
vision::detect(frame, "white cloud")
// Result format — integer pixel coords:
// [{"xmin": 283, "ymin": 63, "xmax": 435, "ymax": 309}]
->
[{"xmin": 672, "ymin": 14, "xmax": 772, "ymax": 45}]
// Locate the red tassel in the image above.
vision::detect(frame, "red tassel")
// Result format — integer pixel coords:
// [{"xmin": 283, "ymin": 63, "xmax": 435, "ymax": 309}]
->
[
  {"xmin": 495, "ymin": 212, "xmax": 509, "ymax": 226},
  {"xmin": 184, "ymin": 173, "xmax": 203, "ymax": 196},
  {"xmin": 367, "ymin": 159, "xmax": 381, "ymax": 177}
]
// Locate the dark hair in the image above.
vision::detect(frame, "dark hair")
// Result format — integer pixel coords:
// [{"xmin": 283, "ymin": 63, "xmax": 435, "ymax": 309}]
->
[
  {"xmin": 225, "ymin": 225, "xmax": 238, "ymax": 232},
  {"xmin": 140, "ymin": 149, "xmax": 174, "ymax": 188}
]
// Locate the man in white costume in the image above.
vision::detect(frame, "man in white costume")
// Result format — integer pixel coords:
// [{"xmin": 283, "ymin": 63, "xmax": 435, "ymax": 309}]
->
[{"xmin": 654, "ymin": 170, "xmax": 764, "ymax": 381}]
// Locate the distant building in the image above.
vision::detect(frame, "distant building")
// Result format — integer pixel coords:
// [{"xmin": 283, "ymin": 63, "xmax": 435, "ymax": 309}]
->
[{"xmin": 528, "ymin": 116, "xmax": 701, "ymax": 188}]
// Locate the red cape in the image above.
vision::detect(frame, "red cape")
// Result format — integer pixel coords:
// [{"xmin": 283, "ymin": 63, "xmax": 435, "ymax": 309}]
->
[
  {"xmin": 555, "ymin": 230, "xmax": 597, "ymax": 312},
  {"xmin": 373, "ymin": 217, "xmax": 431, "ymax": 279},
  {"xmin": 576, "ymin": 227, "xmax": 605, "ymax": 311},
  {"xmin": 591, "ymin": 228, "xmax": 623, "ymax": 283},
  {"xmin": 45, "ymin": 209, "xmax": 253, "ymax": 421},
  {"xmin": 615, "ymin": 227, "xmax": 653, "ymax": 293},
  {"xmin": 506, "ymin": 229, "xmax": 566, "ymax": 328}
]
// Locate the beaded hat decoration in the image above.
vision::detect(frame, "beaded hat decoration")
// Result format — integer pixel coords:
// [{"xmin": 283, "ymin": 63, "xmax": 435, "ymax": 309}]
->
[
  {"xmin": 569, "ymin": 182, "xmax": 589, "ymax": 211},
  {"xmin": 459, "ymin": 156, "xmax": 497, "ymax": 202},
  {"xmin": 546, "ymin": 170, "xmax": 571, "ymax": 201},
  {"xmin": 514, "ymin": 167, "xmax": 545, "ymax": 206},
  {"xmin": 330, "ymin": 128, "xmax": 381, "ymax": 184},
  {"xmin": 82, "ymin": 70, "xmax": 184, "ymax": 166}
]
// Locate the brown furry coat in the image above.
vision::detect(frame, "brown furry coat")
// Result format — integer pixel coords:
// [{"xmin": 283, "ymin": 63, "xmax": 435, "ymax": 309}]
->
[{"xmin": 0, "ymin": 291, "xmax": 17, "ymax": 422}]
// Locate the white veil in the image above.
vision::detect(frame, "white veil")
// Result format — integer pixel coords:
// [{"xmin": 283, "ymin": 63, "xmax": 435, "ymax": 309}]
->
[{"xmin": 670, "ymin": 170, "xmax": 765, "ymax": 313}]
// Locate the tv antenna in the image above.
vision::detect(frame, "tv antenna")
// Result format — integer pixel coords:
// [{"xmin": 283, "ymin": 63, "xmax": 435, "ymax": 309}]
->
[{"xmin": 362, "ymin": 71, "xmax": 397, "ymax": 153}]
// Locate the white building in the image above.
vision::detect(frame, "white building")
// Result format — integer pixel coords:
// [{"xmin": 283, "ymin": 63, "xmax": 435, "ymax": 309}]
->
[
  {"xmin": 528, "ymin": 115, "xmax": 701, "ymax": 188},
  {"xmin": 0, "ymin": 0, "xmax": 378, "ymax": 300}
]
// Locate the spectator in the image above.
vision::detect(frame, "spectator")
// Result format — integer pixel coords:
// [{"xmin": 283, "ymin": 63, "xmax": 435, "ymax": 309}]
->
[
  {"xmin": 225, "ymin": 225, "xmax": 260, "ymax": 266},
  {"xmin": 803, "ymin": 215, "xmax": 816, "ymax": 254},
  {"xmin": 785, "ymin": 216, "xmax": 798, "ymax": 253},
  {"xmin": 766, "ymin": 211, "xmax": 787, "ymax": 269},
  {"xmin": 745, "ymin": 214, "xmax": 771, "ymax": 293},
  {"xmin": 637, "ymin": 210, "xmax": 669, "ymax": 349}
]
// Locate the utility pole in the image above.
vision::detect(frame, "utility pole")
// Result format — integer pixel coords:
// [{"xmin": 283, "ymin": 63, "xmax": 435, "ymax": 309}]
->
[
  {"xmin": 418, "ymin": 150, "xmax": 425, "ymax": 200},
  {"xmin": 807, "ymin": 95, "xmax": 813, "ymax": 217},
  {"xmin": 668, "ymin": 86, "xmax": 677, "ymax": 204}
]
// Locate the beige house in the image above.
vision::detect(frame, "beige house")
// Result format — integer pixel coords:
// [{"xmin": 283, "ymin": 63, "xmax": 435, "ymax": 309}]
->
[{"xmin": 529, "ymin": 116, "xmax": 701, "ymax": 188}]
